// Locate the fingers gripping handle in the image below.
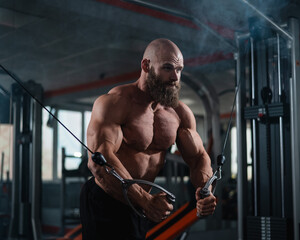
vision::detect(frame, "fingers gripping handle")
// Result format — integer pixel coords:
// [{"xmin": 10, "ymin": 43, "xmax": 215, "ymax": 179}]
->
[
  {"xmin": 197, "ymin": 175, "xmax": 218, "ymax": 218},
  {"xmin": 91, "ymin": 152, "xmax": 176, "ymax": 218},
  {"xmin": 197, "ymin": 187, "xmax": 211, "ymax": 218}
]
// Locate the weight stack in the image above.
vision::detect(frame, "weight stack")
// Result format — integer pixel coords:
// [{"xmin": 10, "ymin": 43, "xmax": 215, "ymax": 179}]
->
[{"xmin": 247, "ymin": 216, "xmax": 292, "ymax": 240}]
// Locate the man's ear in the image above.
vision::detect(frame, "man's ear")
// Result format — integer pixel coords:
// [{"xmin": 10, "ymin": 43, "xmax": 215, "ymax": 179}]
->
[{"xmin": 141, "ymin": 59, "xmax": 150, "ymax": 73}]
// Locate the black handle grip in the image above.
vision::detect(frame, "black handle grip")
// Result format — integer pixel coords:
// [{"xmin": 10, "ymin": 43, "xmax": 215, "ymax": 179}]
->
[{"xmin": 199, "ymin": 187, "xmax": 211, "ymax": 199}]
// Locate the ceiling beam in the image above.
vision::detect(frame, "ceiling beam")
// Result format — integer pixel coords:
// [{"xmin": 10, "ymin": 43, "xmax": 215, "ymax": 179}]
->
[
  {"xmin": 97, "ymin": 0, "xmax": 235, "ymax": 41},
  {"xmin": 44, "ymin": 51, "xmax": 233, "ymax": 99}
]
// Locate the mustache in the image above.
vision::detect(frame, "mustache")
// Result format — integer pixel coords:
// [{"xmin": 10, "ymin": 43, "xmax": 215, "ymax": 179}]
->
[{"xmin": 164, "ymin": 81, "xmax": 180, "ymax": 88}]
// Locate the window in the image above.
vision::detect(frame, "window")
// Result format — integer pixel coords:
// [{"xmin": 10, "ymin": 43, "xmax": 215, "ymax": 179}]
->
[
  {"xmin": 42, "ymin": 109, "xmax": 53, "ymax": 180},
  {"xmin": 84, "ymin": 111, "xmax": 92, "ymax": 145},
  {"xmin": 42, "ymin": 108, "xmax": 92, "ymax": 180},
  {"xmin": 0, "ymin": 124, "xmax": 13, "ymax": 181},
  {"xmin": 57, "ymin": 110, "xmax": 82, "ymax": 178}
]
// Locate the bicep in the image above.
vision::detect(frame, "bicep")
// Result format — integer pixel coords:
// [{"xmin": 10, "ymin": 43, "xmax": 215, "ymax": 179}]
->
[
  {"xmin": 176, "ymin": 128, "xmax": 207, "ymax": 166},
  {"xmin": 87, "ymin": 95, "xmax": 124, "ymax": 155},
  {"xmin": 87, "ymin": 116, "xmax": 123, "ymax": 155},
  {"xmin": 86, "ymin": 113, "xmax": 123, "ymax": 177}
]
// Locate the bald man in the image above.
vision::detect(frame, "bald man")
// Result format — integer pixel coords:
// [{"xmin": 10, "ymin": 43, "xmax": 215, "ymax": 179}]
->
[{"xmin": 80, "ymin": 38, "xmax": 217, "ymax": 240}]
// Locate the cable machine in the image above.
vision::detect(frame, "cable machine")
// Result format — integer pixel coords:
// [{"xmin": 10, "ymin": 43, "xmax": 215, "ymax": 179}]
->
[{"xmin": 235, "ymin": 8, "xmax": 300, "ymax": 240}]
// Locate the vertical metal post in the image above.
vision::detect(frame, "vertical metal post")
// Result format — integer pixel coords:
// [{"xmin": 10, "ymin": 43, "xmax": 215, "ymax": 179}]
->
[
  {"xmin": 31, "ymin": 85, "xmax": 43, "ymax": 240},
  {"xmin": 61, "ymin": 147, "xmax": 66, "ymax": 234},
  {"xmin": 9, "ymin": 84, "xmax": 21, "ymax": 238},
  {"xmin": 53, "ymin": 110, "xmax": 58, "ymax": 180},
  {"xmin": 20, "ymin": 92, "xmax": 31, "ymax": 237},
  {"xmin": 250, "ymin": 37, "xmax": 258, "ymax": 217},
  {"xmin": 277, "ymin": 33, "xmax": 285, "ymax": 218},
  {"xmin": 236, "ymin": 33, "xmax": 249, "ymax": 240},
  {"xmin": 289, "ymin": 17, "xmax": 300, "ymax": 240}
]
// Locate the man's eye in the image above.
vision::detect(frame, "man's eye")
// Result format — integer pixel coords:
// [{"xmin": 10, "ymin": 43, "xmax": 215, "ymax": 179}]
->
[{"xmin": 163, "ymin": 66, "xmax": 173, "ymax": 70}]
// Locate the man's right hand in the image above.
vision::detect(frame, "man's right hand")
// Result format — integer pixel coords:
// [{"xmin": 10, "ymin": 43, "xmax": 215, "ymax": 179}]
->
[{"xmin": 143, "ymin": 192, "xmax": 174, "ymax": 222}]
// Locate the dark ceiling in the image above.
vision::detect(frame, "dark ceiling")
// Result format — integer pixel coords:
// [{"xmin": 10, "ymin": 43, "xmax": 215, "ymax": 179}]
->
[{"xmin": 0, "ymin": 0, "xmax": 292, "ymax": 114}]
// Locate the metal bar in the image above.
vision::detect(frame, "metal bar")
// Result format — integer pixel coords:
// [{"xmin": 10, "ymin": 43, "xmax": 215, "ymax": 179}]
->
[
  {"xmin": 9, "ymin": 85, "xmax": 21, "ymax": 238},
  {"xmin": 53, "ymin": 110, "xmax": 58, "ymax": 180},
  {"xmin": 241, "ymin": 0, "xmax": 293, "ymax": 41},
  {"xmin": 61, "ymin": 147, "xmax": 66, "ymax": 234},
  {"xmin": 250, "ymin": 37, "xmax": 258, "ymax": 216},
  {"xmin": 277, "ymin": 33, "xmax": 285, "ymax": 218},
  {"xmin": 236, "ymin": 44, "xmax": 243, "ymax": 240},
  {"xmin": 31, "ymin": 86, "xmax": 43, "ymax": 240},
  {"xmin": 235, "ymin": 33, "xmax": 248, "ymax": 240},
  {"xmin": 289, "ymin": 17, "xmax": 300, "ymax": 240}
]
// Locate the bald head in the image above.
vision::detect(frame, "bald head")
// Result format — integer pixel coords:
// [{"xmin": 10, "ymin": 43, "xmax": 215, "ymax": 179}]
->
[
  {"xmin": 143, "ymin": 38, "xmax": 183, "ymax": 64},
  {"xmin": 140, "ymin": 39, "xmax": 183, "ymax": 107}
]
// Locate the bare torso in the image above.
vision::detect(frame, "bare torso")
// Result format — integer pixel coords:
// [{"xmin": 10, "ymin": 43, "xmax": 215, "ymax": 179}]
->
[{"xmin": 114, "ymin": 83, "xmax": 181, "ymax": 182}]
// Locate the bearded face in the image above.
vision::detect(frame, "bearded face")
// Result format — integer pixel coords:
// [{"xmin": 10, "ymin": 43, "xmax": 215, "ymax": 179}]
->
[{"xmin": 146, "ymin": 67, "xmax": 181, "ymax": 108}]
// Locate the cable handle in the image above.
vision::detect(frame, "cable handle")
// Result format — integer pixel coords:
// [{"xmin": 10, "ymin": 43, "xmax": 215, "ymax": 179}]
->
[
  {"xmin": 199, "ymin": 154, "xmax": 225, "ymax": 199},
  {"xmin": 91, "ymin": 151, "xmax": 176, "ymax": 218},
  {"xmin": 199, "ymin": 175, "xmax": 218, "ymax": 199},
  {"xmin": 197, "ymin": 174, "xmax": 218, "ymax": 218}
]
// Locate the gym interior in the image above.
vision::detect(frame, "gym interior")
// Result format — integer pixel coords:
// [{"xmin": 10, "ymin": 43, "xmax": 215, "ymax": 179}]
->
[{"xmin": 0, "ymin": 0, "xmax": 300, "ymax": 239}]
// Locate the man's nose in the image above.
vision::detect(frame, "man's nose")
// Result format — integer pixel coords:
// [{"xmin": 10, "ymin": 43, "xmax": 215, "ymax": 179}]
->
[{"xmin": 170, "ymin": 70, "xmax": 180, "ymax": 81}]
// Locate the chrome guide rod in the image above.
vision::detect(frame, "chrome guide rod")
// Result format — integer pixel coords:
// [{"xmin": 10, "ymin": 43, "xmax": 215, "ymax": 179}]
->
[
  {"xmin": 277, "ymin": 33, "xmax": 285, "ymax": 218},
  {"xmin": 289, "ymin": 17, "xmax": 300, "ymax": 240},
  {"xmin": 241, "ymin": 0, "xmax": 293, "ymax": 41},
  {"xmin": 235, "ymin": 32, "xmax": 249, "ymax": 240},
  {"xmin": 235, "ymin": 44, "xmax": 244, "ymax": 240},
  {"xmin": 250, "ymin": 37, "xmax": 258, "ymax": 217}
]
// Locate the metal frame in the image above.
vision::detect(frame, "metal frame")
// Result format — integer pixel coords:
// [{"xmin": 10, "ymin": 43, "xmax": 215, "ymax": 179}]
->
[
  {"xmin": 9, "ymin": 81, "xmax": 43, "ymax": 240},
  {"xmin": 31, "ymin": 84, "xmax": 43, "ymax": 240},
  {"xmin": 289, "ymin": 17, "xmax": 300, "ymax": 240},
  {"xmin": 235, "ymin": 32, "xmax": 249, "ymax": 240},
  {"xmin": 250, "ymin": 36, "xmax": 258, "ymax": 217},
  {"xmin": 277, "ymin": 33, "xmax": 285, "ymax": 218},
  {"xmin": 235, "ymin": 3, "xmax": 300, "ymax": 236}
]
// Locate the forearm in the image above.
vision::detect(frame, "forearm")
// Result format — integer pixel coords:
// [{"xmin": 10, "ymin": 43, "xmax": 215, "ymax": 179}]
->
[
  {"xmin": 88, "ymin": 152, "xmax": 151, "ymax": 209},
  {"xmin": 189, "ymin": 152, "xmax": 213, "ymax": 188}
]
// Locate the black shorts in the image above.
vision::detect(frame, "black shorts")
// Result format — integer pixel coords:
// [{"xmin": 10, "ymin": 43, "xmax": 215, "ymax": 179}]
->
[{"xmin": 80, "ymin": 177, "xmax": 153, "ymax": 240}]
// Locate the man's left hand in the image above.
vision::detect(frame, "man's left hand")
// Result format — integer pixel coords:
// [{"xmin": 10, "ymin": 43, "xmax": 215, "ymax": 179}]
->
[{"xmin": 195, "ymin": 187, "xmax": 217, "ymax": 216}]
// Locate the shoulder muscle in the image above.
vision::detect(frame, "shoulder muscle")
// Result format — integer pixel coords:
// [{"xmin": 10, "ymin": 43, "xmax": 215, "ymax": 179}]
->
[{"xmin": 175, "ymin": 101, "xmax": 196, "ymax": 130}]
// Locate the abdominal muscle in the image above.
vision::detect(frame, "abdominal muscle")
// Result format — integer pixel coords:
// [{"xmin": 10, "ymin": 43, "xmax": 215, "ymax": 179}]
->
[{"xmin": 116, "ymin": 142, "xmax": 166, "ymax": 190}]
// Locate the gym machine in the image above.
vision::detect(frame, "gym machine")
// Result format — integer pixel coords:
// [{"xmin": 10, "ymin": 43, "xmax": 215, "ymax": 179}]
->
[
  {"xmin": 235, "ymin": 4, "xmax": 300, "ymax": 240},
  {"xmin": 8, "ymin": 81, "xmax": 43, "ymax": 240}
]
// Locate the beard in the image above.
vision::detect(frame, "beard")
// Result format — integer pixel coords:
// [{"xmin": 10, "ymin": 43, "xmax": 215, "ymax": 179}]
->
[{"xmin": 146, "ymin": 67, "xmax": 181, "ymax": 108}]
